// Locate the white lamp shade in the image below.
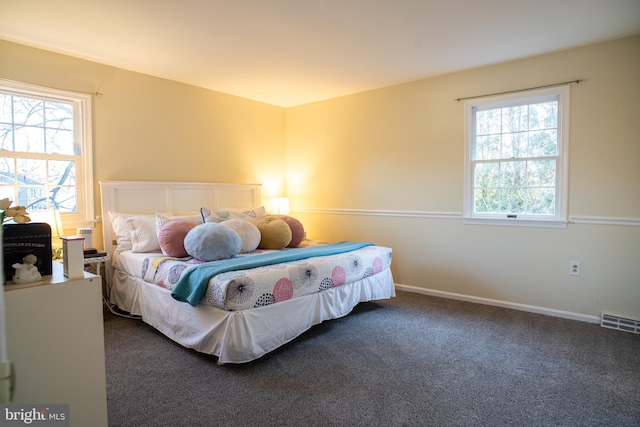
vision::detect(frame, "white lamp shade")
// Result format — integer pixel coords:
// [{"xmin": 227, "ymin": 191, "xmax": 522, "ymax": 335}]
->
[
  {"xmin": 267, "ymin": 197, "xmax": 290, "ymax": 215},
  {"xmin": 28, "ymin": 210, "xmax": 64, "ymax": 238}
]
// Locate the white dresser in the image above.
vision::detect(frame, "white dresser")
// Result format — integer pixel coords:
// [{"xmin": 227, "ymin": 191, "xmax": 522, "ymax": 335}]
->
[{"xmin": 3, "ymin": 262, "xmax": 108, "ymax": 427}]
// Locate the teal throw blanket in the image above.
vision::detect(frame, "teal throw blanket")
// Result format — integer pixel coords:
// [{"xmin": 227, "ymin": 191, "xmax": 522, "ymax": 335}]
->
[{"xmin": 171, "ymin": 241, "xmax": 373, "ymax": 306}]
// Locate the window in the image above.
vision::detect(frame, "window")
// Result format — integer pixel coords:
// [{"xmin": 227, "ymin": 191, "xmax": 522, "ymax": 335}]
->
[
  {"xmin": 463, "ymin": 86, "xmax": 569, "ymax": 228},
  {"xmin": 0, "ymin": 79, "xmax": 94, "ymax": 227}
]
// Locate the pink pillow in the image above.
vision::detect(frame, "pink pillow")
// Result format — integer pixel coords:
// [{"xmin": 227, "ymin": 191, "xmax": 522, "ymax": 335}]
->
[
  {"xmin": 158, "ymin": 219, "xmax": 197, "ymax": 257},
  {"xmin": 279, "ymin": 215, "xmax": 305, "ymax": 247}
]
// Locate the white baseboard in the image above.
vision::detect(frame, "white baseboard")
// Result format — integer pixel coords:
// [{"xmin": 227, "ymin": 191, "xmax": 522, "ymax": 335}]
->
[{"xmin": 394, "ymin": 283, "xmax": 601, "ymax": 324}]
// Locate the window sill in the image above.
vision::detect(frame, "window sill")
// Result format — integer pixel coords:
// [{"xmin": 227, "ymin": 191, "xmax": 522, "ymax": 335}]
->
[{"xmin": 463, "ymin": 217, "xmax": 568, "ymax": 228}]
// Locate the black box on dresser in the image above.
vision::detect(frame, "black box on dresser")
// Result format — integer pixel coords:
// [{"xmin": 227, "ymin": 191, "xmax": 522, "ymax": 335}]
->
[{"xmin": 3, "ymin": 222, "xmax": 53, "ymax": 282}]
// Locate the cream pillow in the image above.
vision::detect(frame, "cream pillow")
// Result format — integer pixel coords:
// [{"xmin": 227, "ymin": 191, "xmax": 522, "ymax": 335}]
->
[
  {"xmin": 220, "ymin": 219, "xmax": 261, "ymax": 253},
  {"xmin": 156, "ymin": 212, "xmax": 202, "ymax": 233},
  {"xmin": 126, "ymin": 215, "xmax": 160, "ymax": 252}
]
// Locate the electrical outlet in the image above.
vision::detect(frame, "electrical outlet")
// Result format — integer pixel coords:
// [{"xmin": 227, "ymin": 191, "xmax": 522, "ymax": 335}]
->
[{"xmin": 569, "ymin": 261, "xmax": 581, "ymax": 277}]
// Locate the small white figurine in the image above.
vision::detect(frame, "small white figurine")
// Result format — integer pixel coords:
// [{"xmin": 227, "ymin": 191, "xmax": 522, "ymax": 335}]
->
[{"xmin": 12, "ymin": 254, "xmax": 42, "ymax": 284}]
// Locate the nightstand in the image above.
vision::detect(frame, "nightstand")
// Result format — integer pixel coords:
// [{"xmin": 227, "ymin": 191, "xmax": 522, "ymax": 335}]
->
[{"xmin": 83, "ymin": 253, "xmax": 110, "ymax": 275}]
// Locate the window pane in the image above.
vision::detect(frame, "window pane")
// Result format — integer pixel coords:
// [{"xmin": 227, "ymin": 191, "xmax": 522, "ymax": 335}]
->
[
  {"xmin": 501, "ymin": 105, "xmax": 528, "ymax": 133},
  {"xmin": 46, "ymin": 128, "xmax": 75, "ymax": 155},
  {"xmin": 13, "ymin": 96, "xmax": 43, "ymax": 126},
  {"xmin": 18, "ymin": 186, "xmax": 48, "ymax": 210},
  {"xmin": 0, "ymin": 94, "xmax": 12, "ymax": 123},
  {"xmin": 499, "ymin": 188, "xmax": 525, "ymax": 213},
  {"xmin": 529, "ymin": 101, "xmax": 557, "ymax": 130},
  {"xmin": 476, "ymin": 108, "xmax": 501, "ymax": 136},
  {"xmin": 0, "ymin": 186, "xmax": 14, "ymax": 200},
  {"xmin": 49, "ymin": 160, "xmax": 76, "ymax": 186},
  {"xmin": 475, "ymin": 135, "xmax": 500, "ymax": 160},
  {"xmin": 527, "ymin": 159, "xmax": 556, "ymax": 187},
  {"xmin": 0, "ymin": 124, "xmax": 12, "ymax": 150},
  {"xmin": 499, "ymin": 161, "xmax": 525, "ymax": 188},
  {"xmin": 15, "ymin": 185, "xmax": 77, "ymax": 212},
  {"xmin": 14, "ymin": 126, "xmax": 45, "ymax": 153},
  {"xmin": 50, "ymin": 186, "xmax": 76, "ymax": 212},
  {"xmin": 0, "ymin": 157, "xmax": 15, "ymax": 184},
  {"xmin": 16, "ymin": 158, "xmax": 45, "ymax": 185},
  {"xmin": 501, "ymin": 132, "xmax": 527, "ymax": 158},
  {"xmin": 45, "ymin": 101, "xmax": 73, "ymax": 130},
  {"xmin": 45, "ymin": 101, "xmax": 76, "ymax": 155},
  {"xmin": 529, "ymin": 129, "xmax": 557, "ymax": 157},
  {"xmin": 474, "ymin": 188, "xmax": 498, "ymax": 213},
  {"xmin": 526, "ymin": 188, "xmax": 555, "ymax": 215},
  {"xmin": 474, "ymin": 162, "xmax": 499, "ymax": 189}
]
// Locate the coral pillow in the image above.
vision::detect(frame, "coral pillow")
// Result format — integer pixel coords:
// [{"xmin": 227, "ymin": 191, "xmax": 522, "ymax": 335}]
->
[
  {"xmin": 220, "ymin": 219, "xmax": 261, "ymax": 253},
  {"xmin": 279, "ymin": 215, "xmax": 305, "ymax": 247},
  {"xmin": 158, "ymin": 219, "xmax": 197, "ymax": 258},
  {"xmin": 184, "ymin": 222, "xmax": 242, "ymax": 261},
  {"xmin": 253, "ymin": 216, "xmax": 292, "ymax": 249}
]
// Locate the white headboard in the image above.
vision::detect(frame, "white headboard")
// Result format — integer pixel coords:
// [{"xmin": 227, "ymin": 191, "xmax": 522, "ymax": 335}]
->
[{"xmin": 99, "ymin": 181, "xmax": 262, "ymax": 283}]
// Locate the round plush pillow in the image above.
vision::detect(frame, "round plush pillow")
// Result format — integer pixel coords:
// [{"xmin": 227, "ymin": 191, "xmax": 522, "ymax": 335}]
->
[
  {"xmin": 158, "ymin": 219, "xmax": 197, "ymax": 257},
  {"xmin": 220, "ymin": 219, "xmax": 261, "ymax": 253},
  {"xmin": 184, "ymin": 222, "xmax": 242, "ymax": 261},
  {"xmin": 253, "ymin": 216, "xmax": 292, "ymax": 249},
  {"xmin": 279, "ymin": 215, "xmax": 305, "ymax": 247}
]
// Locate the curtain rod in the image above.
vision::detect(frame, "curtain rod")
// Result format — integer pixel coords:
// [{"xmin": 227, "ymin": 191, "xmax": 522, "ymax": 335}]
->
[
  {"xmin": 36, "ymin": 83, "xmax": 104, "ymax": 97},
  {"xmin": 455, "ymin": 79, "xmax": 583, "ymax": 102},
  {"xmin": 0, "ymin": 78, "xmax": 103, "ymax": 96}
]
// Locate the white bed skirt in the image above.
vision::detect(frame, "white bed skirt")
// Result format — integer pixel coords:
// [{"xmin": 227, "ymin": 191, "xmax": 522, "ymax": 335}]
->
[{"xmin": 111, "ymin": 268, "xmax": 396, "ymax": 364}]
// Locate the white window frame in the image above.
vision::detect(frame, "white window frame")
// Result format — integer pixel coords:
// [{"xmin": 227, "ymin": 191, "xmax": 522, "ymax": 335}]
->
[
  {"xmin": 0, "ymin": 79, "xmax": 95, "ymax": 228},
  {"xmin": 463, "ymin": 85, "xmax": 569, "ymax": 228}
]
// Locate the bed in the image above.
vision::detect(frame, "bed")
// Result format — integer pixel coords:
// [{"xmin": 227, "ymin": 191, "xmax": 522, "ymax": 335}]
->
[{"xmin": 100, "ymin": 181, "xmax": 395, "ymax": 364}]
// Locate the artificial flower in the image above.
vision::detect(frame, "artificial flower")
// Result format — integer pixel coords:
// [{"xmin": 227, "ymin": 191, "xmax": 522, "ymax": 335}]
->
[
  {"xmin": 0, "ymin": 198, "xmax": 31, "ymax": 223},
  {"xmin": 0, "ymin": 198, "xmax": 11, "ymax": 211}
]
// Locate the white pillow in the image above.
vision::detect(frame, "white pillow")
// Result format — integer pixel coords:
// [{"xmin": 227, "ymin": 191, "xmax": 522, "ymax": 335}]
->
[
  {"xmin": 108, "ymin": 211, "xmax": 140, "ymax": 252},
  {"xmin": 126, "ymin": 215, "xmax": 160, "ymax": 253},
  {"xmin": 220, "ymin": 219, "xmax": 261, "ymax": 253},
  {"xmin": 110, "ymin": 215, "xmax": 133, "ymax": 252}
]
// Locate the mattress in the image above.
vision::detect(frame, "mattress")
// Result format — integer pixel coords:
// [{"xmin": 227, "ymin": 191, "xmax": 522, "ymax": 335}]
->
[{"xmin": 114, "ymin": 244, "xmax": 393, "ymax": 311}]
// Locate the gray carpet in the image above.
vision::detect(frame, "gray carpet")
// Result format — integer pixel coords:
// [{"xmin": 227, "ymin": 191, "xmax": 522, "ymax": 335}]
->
[{"xmin": 103, "ymin": 291, "xmax": 640, "ymax": 427}]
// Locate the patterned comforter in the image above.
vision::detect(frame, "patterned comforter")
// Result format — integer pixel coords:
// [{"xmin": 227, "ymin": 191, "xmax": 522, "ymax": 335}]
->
[{"xmin": 139, "ymin": 245, "xmax": 393, "ymax": 311}]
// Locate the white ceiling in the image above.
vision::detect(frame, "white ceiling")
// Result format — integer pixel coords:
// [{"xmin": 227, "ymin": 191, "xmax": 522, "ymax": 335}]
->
[{"xmin": 1, "ymin": 0, "xmax": 639, "ymax": 107}]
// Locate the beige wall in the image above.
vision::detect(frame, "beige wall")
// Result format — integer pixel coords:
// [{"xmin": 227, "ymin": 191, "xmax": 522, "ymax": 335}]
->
[
  {"xmin": 2, "ymin": 35, "xmax": 638, "ymax": 320},
  {"xmin": 286, "ymin": 35, "xmax": 640, "ymax": 319},
  {"xmin": 0, "ymin": 39, "xmax": 287, "ymax": 243}
]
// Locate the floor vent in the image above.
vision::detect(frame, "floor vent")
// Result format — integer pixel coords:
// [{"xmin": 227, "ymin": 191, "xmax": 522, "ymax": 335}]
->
[{"xmin": 601, "ymin": 313, "xmax": 640, "ymax": 334}]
